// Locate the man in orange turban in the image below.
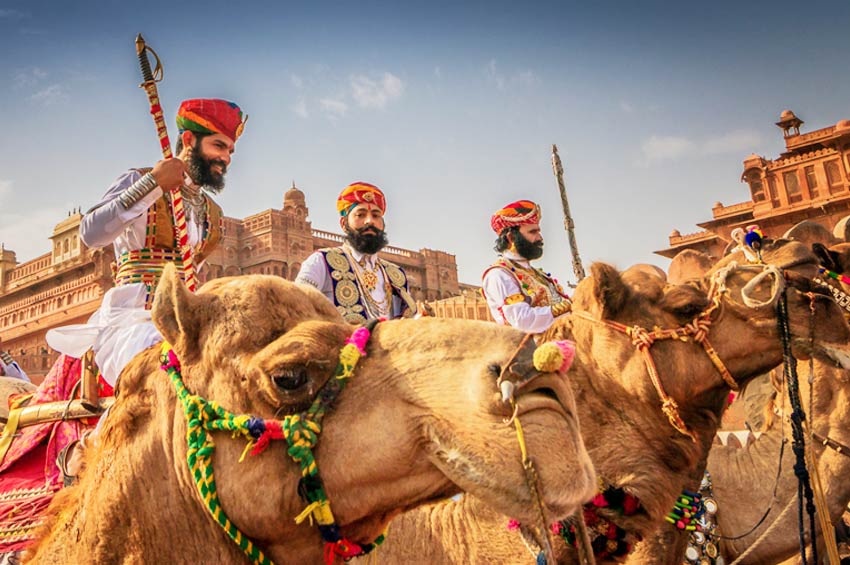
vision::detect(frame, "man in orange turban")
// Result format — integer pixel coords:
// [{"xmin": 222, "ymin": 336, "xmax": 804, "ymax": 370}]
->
[
  {"xmin": 481, "ymin": 200, "xmax": 571, "ymax": 333},
  {"xmin": 295, "ymin": 182, "xmax": 417, "ymax": 323},
  {"xmin": 47, "ymin": 98, "xmax": 246, "ymax": 386}
]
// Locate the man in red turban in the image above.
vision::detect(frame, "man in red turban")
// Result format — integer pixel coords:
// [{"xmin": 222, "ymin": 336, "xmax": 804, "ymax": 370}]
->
[
  {"xmin": 295, "ymin": 182, "xmax": 417, "ymax": 323},
  {"xmin": 47, "ymin": 98, "xmax": 246, "ymax": 387},
  {"xmin": 481, "ymin": 200, "xmax": 571, "ymax": 333}
]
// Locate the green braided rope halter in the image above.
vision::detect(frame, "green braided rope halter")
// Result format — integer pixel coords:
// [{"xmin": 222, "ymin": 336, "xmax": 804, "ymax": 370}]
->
[{"xmin": 159, "ymin": 323, "xmax": 377, "ymax": 565}]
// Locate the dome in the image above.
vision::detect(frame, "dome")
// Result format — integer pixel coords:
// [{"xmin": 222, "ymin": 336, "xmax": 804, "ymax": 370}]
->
[
  {"xmin": 713, "ymin": 201, "xmax": 723, "ymax": 208},
  {"xmin": 779, "ymin": 109, "xmax": 797, "ymax": 121},
  {"xmin": 284, "ymin": 181, "xmax": 305, "ymax": 206},
  {"xmin": 836, "ymin": 119, "xmax": 850, "ymax": 132},
  {"xmin": 670, "ymin": 229, "xmax": 681, "ymax": 238}
]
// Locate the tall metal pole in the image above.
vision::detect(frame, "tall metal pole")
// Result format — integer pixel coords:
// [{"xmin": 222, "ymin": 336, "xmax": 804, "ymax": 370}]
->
[{"xmin": 551, "ymin": 144, "xmax": 586, "ymax": 281}]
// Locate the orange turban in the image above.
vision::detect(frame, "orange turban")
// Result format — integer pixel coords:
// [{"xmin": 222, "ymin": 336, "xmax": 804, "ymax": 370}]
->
[
  {"xmin": 337, "ymin": 182, "xmax": 386, "ymax": 216},
  {"xmin": 490, "ymin": 200, "xmax": 541, "ymax": 233}
]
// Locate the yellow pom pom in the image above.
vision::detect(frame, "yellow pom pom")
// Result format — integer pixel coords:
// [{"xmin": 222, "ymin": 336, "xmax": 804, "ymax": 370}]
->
[{"xmin": 533, "ymin": 342, "xmax": 564, "ymax": 373}]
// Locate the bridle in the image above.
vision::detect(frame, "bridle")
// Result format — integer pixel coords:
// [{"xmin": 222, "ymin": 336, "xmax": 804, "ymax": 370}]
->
[{"xmin": 570, "ymin": 262, "xmax": 798, "ymax": 443}]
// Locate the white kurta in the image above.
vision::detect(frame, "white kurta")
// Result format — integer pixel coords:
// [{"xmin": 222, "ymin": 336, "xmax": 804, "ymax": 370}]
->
[
  {"xmin": 47, "ymin": 170, "xmax": 205, "ymax": 386},
  {"xmin": 295, "ymin": 244, "xmax": 406, "ymax": 319},
  {"xmin": 482, "ymin": 251, "xmax": 556, "ymax": 334}
]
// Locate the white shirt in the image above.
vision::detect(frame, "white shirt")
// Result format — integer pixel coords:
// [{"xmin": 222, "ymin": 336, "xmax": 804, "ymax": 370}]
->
[
  {"xmin": 482, "ymin": 251, "xmax": 557, "ymax": 334},
  {"xmin": 295, "ymin": 244, "xmax": 406, "ymax": 319},
  {"xmin": 81, "ymin": 170, "xmax": 204, "ymax": 259}
]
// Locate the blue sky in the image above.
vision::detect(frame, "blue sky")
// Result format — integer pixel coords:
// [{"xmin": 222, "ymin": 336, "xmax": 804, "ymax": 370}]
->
[{"xmin": 1, "ymin": 0, "xmax": 849, "ymax": 285}]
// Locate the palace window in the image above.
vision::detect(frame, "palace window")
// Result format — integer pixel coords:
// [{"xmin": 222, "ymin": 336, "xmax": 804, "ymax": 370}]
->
[
  {"xmin": 747, "ymin": 173, "xmax": 766, "ymax": 202},
  {"xmin": 826, "ymin": 160, "xmax": 844, "ymax": 194},
  {"xmin": 783, "ymin": 171, "xmax": 803, "ymax": 204},
  {"xmin": 766, "ymin": 177, "xmax": 780, "ymax": 205},
  {"xmin": 804, "ymin": 166, "xmax": 819, "ymax": 198}
]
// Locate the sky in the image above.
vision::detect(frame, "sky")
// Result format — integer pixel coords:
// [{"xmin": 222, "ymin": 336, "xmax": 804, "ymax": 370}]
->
[{"xmin": 1, "ymin": 0, "xmax": 849, "ymax": 287}]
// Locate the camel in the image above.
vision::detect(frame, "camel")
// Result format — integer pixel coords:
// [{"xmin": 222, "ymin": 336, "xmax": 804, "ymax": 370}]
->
[
  {"xmin": 377, "ymin": 238, "xmax": 850, "ymax": 564},
  {"xmin": 625, "ymin": 236, "xmax": 850, "ymax": 565},
  {"xmin": 696, "ymin": 362, "xmax": 850, "ymax": 564},
  {"xmin": 26, "ymin": 265, "xmax": 595, "ymax": 564}
]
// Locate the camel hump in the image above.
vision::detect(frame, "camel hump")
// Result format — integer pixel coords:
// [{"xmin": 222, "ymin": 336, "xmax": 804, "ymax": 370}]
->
[
  {"xmin": 783, "ymin": 220, "xmax": 838, "ymax": 248},
  {"xmin": 668, "ymin": 249, "xmax": 714, "ymax": 284}
]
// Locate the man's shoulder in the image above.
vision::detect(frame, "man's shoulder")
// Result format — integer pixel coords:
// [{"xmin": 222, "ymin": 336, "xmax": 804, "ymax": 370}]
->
[
  {"xmin": 374, "ymin": 257, "xmax": 408, "ymax": 291},
  {"xmin": 482, "ymin": 258, "xmax": 515, "ymax": 280},
  {"xmin": 313, "ymin": 247, "xmax": 352, "ymax": 271}
]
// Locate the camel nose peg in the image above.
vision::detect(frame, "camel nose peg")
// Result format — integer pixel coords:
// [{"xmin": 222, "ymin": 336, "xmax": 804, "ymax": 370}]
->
[{"xmin": 500, "ymin": 380, "xmax": 515, "ymax": 403}]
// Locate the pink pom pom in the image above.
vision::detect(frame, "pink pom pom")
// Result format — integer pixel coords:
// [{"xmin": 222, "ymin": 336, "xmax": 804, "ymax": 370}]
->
[
  {"xmin": 345, "ymin": 327, "xmax": 371, "ymax": 355},
  {"xmin": 553, "ymin": 340, "xmax": 576, "ymax": 372},
  {"xmin": 727, "ymin": 392, "xmax": 736, "ymax": 405},
  {"xmin": 551, "ymin": 522, "xmax": 564, "ymax": 535},
  {"xmin": 506, "ymin": 519, "xmax": 520, "ymax": 532}
]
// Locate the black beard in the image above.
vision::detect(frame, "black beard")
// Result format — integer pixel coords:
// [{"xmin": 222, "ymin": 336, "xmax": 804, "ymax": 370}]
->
[
  {"xmin": 515, "ymin": 232, "xmax": 544, "ymax": 260},
  {"xmin": 344, "ymin": 225, "xmax": 389, "ymax": 255},
  {"xmin": 187, "ymin": 143, "xmax": 227, "ymax": 193}
]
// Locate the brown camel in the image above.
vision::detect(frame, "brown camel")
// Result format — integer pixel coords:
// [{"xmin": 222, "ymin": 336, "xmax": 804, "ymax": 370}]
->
[
  {"xmin": 26, "ymin": 265, "xmax": 595, "ymax": 564},
  {"xmin": 699, "ymin": 362, "xmax": 850, "ymax": 564},
  {"xmin": 378, "ymin": 239, "xmax": 850, "ymax": 564}
]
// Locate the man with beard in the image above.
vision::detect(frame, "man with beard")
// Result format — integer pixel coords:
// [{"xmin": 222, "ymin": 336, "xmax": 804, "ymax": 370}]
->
[
  {"xmin": 295, "ymin": 182, "xmax": 417, "ymax": 323},
  {"xmin": 482, "ymin": 200, "xmax": 571, "ymax": 333},
  {"xmin": 47, "ymin": 98, "xmax": 246, "ymax": 387}
]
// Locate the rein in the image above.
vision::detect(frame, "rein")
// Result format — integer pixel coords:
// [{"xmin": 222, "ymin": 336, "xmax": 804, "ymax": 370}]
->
[{"xmin": 159, "ymin": 322, "xmax": 382, "ymax": 565}]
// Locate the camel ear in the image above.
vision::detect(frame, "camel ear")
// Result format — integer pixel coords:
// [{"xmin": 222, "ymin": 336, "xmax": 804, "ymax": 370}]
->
[
  {"xmin": 152, "ymin": 264, "xmax": 204, "ymax": 359},
  {"xmin": 589, "ymin": 262, "xmax": 629, "ymax": 318},
  {"xmin": 813, "ymin": 242, "xmax": 839, "ymax": 272}
]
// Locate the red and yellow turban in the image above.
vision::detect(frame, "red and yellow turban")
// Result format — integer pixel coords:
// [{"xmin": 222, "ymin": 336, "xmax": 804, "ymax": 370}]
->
[
  {"xmin": 490, "ymin": 200, "xmax": 541, "ymax": 233},
  {"xmin": 337, "ymin": 182, "xmax": 387, "ymax": 216},
  {"xmin": 176, "ymin": 99, "xmax": 247, "ymax": 143}
]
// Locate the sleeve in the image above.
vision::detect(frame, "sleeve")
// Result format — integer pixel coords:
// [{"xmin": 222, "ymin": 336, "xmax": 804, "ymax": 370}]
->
[
  {"xmin": 482, "ymin": 268, "xmax": 555, "ymax": 334},
  {"xmin": 295, "ymin": 252, "xmax": 334, "ymax": 303},
  {"xmin": 0, "ymin": 358, "xmax": 29, "ymax": 382},
  {"xmin": 79, "ymin": 170, "xmax": 163, "ymax": 248}
]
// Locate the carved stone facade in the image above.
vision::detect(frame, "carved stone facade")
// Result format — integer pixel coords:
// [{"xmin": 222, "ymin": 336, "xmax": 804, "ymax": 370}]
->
[
  {"xmin": 657, "ymin": 110, "xmax": 850, "ymax": 259},
  {"xmin": 0, "ymin": 183, "xmax": 461, "ymax": 381}
]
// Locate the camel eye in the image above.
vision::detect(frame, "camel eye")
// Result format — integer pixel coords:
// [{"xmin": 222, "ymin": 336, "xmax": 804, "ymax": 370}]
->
[
  {"xmin": 271, "ymin": 367, "xmax": 308, "ymax": 391},
  {"xmin": 489, "ymin": 363, "xmax": 502, "ymax": 376}
]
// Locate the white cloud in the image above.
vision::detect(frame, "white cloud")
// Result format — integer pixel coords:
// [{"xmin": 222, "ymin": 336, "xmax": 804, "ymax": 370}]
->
[
  {"xmin": 30, "ymin": 84, "xmax": 68, "ymax": 105},
  {"xmin": 640, "ymin": 135, "xmax": 696, "ymax": 164},
  {"xmin": 0, "ymin": 9, "xmax": 27, "ymax": 19},
  {"xmin": 292, "ymin": 98, "xmax": 308, "ymax": 118},
  {"xmin": 485, "ymin": 60, "xmax": 538, "ymax": 90},
  {"xmin": 320, "ymin": 98, "xmax": 348, "ymax": 119},
  {"xmin": 486, "ymin": 59, "xmax": 506, "ymax": 90},
  {"xmin": 702, "ymin": 130, "xmax": 761, "ymax": 155},
  {"xmin": 13, "ymin": 67, "xmax": 47, "ymax": 88},
  {"xmin": 350, "ymin": 72, "xmax": 404, "ymax": 109},
  {"xmin": 290, "ymin": 74, "xmax": 304, "ymax": 89}
]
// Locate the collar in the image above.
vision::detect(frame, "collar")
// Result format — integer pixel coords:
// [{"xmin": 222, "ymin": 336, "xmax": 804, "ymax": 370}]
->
[
  {"xmin": 502, "ymin": 250, "xmax": 532, "ymax": 268},
  {"xmin": 343, "ymin": 243, "xmax": 377, "ymax": 269}
]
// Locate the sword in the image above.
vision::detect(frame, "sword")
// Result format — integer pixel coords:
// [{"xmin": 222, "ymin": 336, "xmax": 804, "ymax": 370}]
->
[
  {"xmin": 551, "ymin": 144, "xmax": 586, "ymax": 282},
  {"xmin": 135, "ymin": 34, "xmax": 197, "ymax": 292}
]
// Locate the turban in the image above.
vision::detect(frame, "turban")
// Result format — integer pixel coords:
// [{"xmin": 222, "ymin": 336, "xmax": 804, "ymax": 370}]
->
[
  {"xmin": 336, "ymin": 182, "xmax": 387, "ymax": 216},
  {"xmin": 490, "ymin": 200, "xmax": 541, "ymax": 234},
  {"xmin": 176, "ymin": 99, "xmax": 247, "ymax": 143}
]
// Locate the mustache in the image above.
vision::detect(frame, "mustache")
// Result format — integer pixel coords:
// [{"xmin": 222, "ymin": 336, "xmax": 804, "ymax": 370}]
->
[{"xmin": 209, "ymin": 160, "xmax": 228, "ymax": 175}]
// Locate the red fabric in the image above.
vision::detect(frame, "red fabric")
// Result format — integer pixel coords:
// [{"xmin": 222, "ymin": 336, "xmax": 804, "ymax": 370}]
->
[
  {"xmin": 490, "ymin": 199, "xmax": 540, "ymax": 233},
  {"xmin": 0, "ymin": 354, "xmax": 99, "ymax": 553}
]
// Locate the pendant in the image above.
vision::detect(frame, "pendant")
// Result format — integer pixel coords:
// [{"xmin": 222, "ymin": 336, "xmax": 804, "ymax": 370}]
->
[{"xmin": 361, "ymin": 269, "xmax": 378, "ymax": 291}]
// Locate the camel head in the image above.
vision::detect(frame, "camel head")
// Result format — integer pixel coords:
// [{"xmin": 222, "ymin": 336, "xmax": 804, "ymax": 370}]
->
[
  {"xmin": 141, "ymin": 265, "xmax": 594, "ymax": 561},
  {"xmin": 546, "ymin": 238, "xmax": 850, "ymax": 455}
]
